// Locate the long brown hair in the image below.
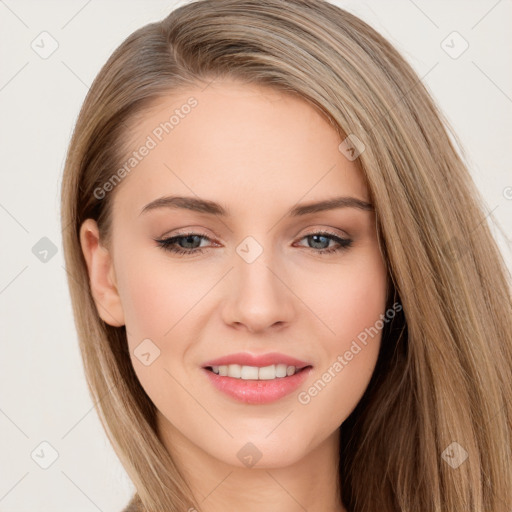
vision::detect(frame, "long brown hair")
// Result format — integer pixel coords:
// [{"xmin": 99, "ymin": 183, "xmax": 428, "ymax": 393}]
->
[{"xmin": 60, "ymin": 1, "xmax": 512, "ymax": 510}]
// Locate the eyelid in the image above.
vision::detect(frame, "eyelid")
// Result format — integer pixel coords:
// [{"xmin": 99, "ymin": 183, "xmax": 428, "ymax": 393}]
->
[
  {"xmin": 294, "ymin": 224, "xmax": 352, "ymax": 239},
  {"xmin": 160, "ymin": 227, "xmax": 217, "ymax": 241}
]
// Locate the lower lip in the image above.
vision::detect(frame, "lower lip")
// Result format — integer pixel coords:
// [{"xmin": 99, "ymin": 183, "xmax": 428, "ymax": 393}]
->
[{"xmin": 202, "ymin": 366, "xmax": 313, "ymax": 404}]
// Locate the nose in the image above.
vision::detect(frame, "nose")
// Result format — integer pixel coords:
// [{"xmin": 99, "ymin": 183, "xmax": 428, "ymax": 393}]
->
[{"xmin": 221, "ymin": 246, "xmax": 295, "ymax": 334}]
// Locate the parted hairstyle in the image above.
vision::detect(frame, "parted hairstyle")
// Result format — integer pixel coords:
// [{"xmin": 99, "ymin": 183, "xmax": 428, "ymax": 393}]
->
[{"xmin": 60, "ymin": 1, "xmax": 512, "ymax": 511}]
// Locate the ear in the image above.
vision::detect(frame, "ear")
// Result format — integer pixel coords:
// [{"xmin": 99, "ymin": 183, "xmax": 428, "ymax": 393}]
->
[{"xmin": 79, "ymin": 218, "xmax": 125, "ymax": 327}]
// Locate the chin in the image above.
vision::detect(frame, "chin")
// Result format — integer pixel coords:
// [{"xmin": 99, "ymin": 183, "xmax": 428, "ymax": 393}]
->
[{"xmin": 211, "ymin": 433, "xmax": 311, "ymax": 470}]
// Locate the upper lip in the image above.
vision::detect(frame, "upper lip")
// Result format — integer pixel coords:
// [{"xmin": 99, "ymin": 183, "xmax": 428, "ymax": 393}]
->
[{"xmin": 202, "ymin": 352, "xmax": 312, "ymax": 369}]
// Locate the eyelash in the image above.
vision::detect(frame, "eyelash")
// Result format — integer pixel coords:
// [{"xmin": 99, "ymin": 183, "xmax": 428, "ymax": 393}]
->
[{"xmin": 154, "ymin": 230, "xmax": 353, "ymax": 256}]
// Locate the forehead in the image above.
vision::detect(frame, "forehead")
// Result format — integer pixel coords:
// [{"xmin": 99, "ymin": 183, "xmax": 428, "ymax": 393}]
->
[{"xmin": 112, "ymin": 80, "xmax": 369, "ymax": 220}]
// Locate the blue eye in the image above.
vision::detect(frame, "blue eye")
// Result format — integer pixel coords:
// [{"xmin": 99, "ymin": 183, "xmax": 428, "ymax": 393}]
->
[
  {"xmin": 155, "ymin": 233, "xmax": 210, "ymax": 256},
  {"xmin": 154, "ymin": 231, "xmax": 352, "ymax": 256},
  {"xmin": 297, "ymin": 232, "xmax": 352, "ymax": 254}
]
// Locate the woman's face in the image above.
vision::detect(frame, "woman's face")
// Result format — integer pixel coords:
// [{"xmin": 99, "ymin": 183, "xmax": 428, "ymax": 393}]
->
[{"xmin": 81, "ymin": 80, "xmax": 388, "ymax": 470}]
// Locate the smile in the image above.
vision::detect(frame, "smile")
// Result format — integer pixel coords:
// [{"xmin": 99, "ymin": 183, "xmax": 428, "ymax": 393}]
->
[
  {"xmin": 202, "ymin": 365, "xmax": 313, "ymax": 404},
  {"xmin": 207, "ymin": 363, "xmax": 303, "ymax": 379}
]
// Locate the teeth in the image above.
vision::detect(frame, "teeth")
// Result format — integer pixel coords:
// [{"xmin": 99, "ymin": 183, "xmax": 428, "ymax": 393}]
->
[
  {"xmin": 275, "ymin": 364, "xmax": 287, "ymax": 378},
  {"xmin": 210, "ymin": 364, "xmax": 300, "ymax": 380},
  {"xmin": 241, "ymin": 365, "xmax": 259, "ymax": 379},
  {"xmin": 258, "ymin": 365, "xmax": 276, "ymax": 380}
]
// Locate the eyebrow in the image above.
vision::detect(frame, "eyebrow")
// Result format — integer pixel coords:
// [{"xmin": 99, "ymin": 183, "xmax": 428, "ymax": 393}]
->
[{"xmin": 138, "ymin": 195, "xmax": 373, "ymax": 217}]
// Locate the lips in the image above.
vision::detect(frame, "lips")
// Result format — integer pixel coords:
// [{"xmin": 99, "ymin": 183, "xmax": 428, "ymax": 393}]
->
[
  {"xmin": 201, "ymin": 352, "xmax": 313, "ymax": 404},
  {"xmin": 202, "ymin": 352, "xmax": 311, "ymax": 369},
  {"xmin": 202, "ymin": 365, "xmax": 313, "ymax": 404}
]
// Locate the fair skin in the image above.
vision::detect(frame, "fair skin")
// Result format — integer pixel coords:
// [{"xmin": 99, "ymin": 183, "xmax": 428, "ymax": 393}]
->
[{"xmin": 80, "ymin": 80, "xmax": 388, "ymax": 512}]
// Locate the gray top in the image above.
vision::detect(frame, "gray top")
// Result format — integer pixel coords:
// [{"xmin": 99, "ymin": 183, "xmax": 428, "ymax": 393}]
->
[{"xmin": 121, "ymin": 493, "xmax": 141, "ymax": 512}]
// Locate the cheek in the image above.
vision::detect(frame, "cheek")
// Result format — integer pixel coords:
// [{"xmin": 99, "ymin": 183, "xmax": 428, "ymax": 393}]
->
[
  {"xmin": 300, "ymin": 253, "xmax": 388, "ymax": 348},
  {"xmin": 293, "ymin": 253, "xmax": 387, "ymax": 418},
  {"xmin": 115, "ymin": 242, "xmax": 199, "ymax": 338},
  {"xmin": 114, "ymin": 245, "xmax": 217, "ymax": 407},
  {"xmin": 118, "ymin": 273, "xmax": 171, "ymax": 338},
  {"xmin": 114, "ymin": 249, "xmax": 196, "ymax": 407}
]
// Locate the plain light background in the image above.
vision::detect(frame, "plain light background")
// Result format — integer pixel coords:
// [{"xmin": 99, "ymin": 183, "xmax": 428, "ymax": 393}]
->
[{"xmin": 0, "ymin": 1, "xmax": 511, "ymax": 511}]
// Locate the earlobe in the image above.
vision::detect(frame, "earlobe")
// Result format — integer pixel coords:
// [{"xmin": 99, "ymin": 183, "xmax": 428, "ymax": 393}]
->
[{"xmin": 79, "ymin": 219, "xmax": 125, "ymax": 327}]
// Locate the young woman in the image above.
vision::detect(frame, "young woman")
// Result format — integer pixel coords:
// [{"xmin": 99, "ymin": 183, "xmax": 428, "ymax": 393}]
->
[{"xmin": 60, "ymin": 1, "xmax": 512, "ymax": 511}]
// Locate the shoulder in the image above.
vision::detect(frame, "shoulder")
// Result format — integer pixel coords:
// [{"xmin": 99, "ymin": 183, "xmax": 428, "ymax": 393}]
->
[{"xmin": 121, "ymin": 493, "xmax": 141, "ymax": 512}]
